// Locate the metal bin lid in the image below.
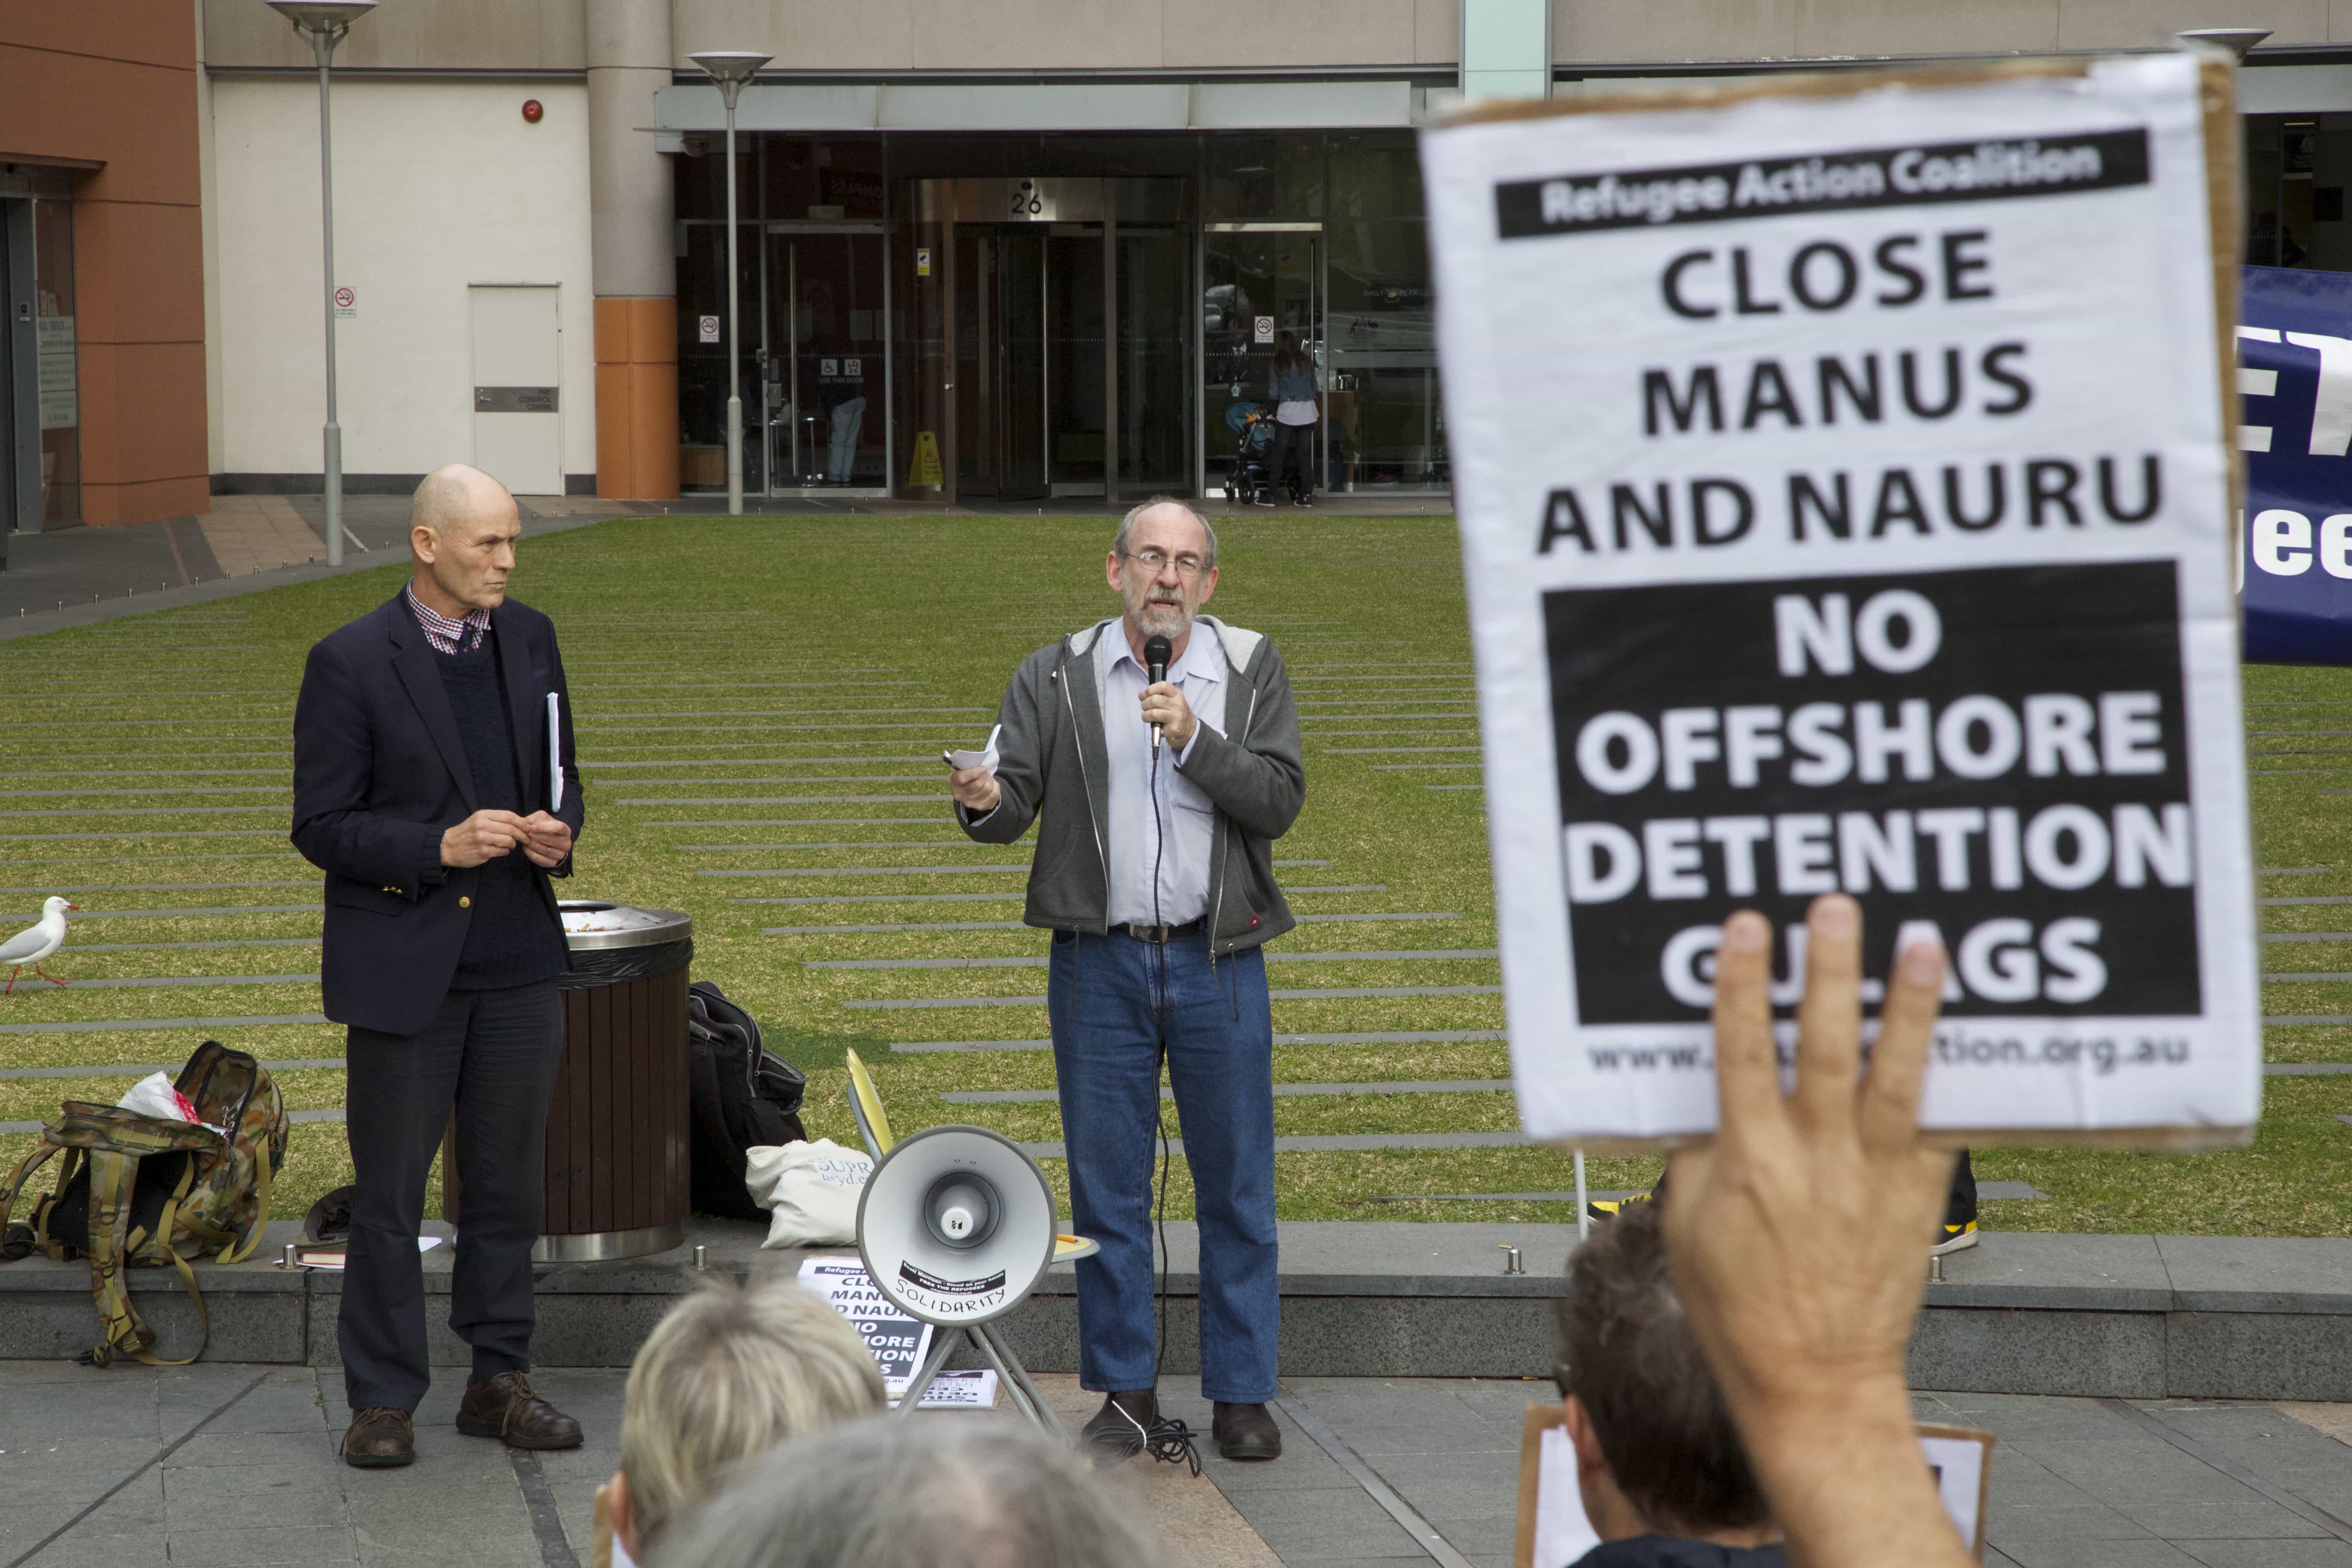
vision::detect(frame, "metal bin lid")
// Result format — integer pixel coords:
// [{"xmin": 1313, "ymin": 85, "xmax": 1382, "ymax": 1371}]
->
[{"xmin": 557, "ymin": 900, "xmax": 694, "ymax": 952}]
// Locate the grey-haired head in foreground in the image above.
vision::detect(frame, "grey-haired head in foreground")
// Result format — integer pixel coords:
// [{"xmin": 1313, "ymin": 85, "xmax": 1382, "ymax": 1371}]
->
[{"xmin": 650, "ymin": 1417, "xmax": 1168, "ymax": 1568}]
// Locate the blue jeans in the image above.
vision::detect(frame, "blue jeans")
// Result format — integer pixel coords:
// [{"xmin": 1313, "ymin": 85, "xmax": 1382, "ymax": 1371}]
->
[{"xmin": 1048, "ymin": 929, "xmax": 1278, "ymax": 1402}]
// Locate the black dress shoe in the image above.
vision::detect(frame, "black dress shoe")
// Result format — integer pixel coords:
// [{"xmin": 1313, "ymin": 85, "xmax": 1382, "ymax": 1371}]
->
[
  {"xmin": 1080, "ymin": 1389, "xmax": 1160, "ymax": 1467},
  {"xmin": 456, "ymin": 1370, "xmax": 584, "ymax": 1450},
  {"xmin": 341, "ymin": 1407, "xmax": 414, "ymax": 1468},
  {"xmin": 1213, "ymin": 1401, "xmax": 1283, "ymax": 1461}
]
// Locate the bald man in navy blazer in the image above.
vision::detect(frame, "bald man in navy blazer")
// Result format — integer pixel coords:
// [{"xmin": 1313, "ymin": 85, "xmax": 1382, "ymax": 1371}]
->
[{"xmin": 292, "ymin": 464, "xmax": 587, "ymax": 1469}]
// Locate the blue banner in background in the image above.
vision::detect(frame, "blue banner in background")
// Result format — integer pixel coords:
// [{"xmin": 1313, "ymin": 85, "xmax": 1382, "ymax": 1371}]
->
[{"xmin": 2240, "ymin": 264, "xmax": 2352, "ymax": 665}]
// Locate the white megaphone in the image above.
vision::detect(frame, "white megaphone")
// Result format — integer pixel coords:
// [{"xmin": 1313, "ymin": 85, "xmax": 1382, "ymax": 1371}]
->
[{"xmin": 856, "ymin": 1123, "xmax": 1095, "ymax": 1434}]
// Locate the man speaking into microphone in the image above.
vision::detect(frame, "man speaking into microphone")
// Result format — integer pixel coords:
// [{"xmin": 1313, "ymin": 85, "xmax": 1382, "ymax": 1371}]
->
[{"xmin": 949, "ymin": 498, "xmax": 1303, "ymax": 1465}]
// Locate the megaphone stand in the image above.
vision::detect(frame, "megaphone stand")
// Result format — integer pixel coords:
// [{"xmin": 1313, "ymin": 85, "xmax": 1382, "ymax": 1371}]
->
[
  {"xmin": 895, "ymin": 1316, "xmax": 1065, "ymax": 1436},
  {"xmin": 854, "ymin": 1116, "xmax": 1103, "ymax": 1442}
]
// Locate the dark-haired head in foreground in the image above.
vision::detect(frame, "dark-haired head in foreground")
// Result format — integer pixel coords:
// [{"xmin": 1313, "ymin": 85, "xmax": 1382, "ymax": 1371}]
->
[
  {"xmin": 1555, "ymin": 1202, "xmax": 1786, "ymax": 1566},
  {"xmin": 651, "ymin": 1418, "xmax": 1168, "ymax": 1568}
]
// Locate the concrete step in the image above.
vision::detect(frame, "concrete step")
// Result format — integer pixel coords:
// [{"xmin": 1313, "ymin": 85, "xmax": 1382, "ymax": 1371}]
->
[{"xmin": 3, "ymin": 1219, "xmax": 2348, "ymax": 1399}]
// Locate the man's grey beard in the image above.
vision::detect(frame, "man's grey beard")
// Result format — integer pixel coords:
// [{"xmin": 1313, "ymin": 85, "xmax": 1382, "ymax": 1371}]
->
[{"xmin": 1132, "ymin": 596, "xmax": 1191, "ymax": 638}]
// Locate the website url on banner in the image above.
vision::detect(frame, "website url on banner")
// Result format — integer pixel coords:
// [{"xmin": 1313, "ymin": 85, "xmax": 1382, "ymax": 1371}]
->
[
  {"xmin": 1496, "ymin": 127, "xmax": 2149, "ymax": 237},
  {"xmin": 1585, "ymin": 1029, "xmax": 2193, "ymax": 1075}
]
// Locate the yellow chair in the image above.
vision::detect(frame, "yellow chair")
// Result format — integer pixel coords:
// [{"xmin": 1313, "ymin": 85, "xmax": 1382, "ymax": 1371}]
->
[
  {"xmin": 844, "ymin": 1047, "xmax": 895, "ymax": 1159},
  {"xmin": 842, "ymin": 1048, "xmax": 1096, "ymax": 1262}
]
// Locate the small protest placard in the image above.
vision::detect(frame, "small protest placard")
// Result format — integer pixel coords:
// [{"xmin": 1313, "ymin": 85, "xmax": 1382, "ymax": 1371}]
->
[
  {"xmin": 1423, "ymin": 54, "xmax": 2259, "ymax": 1146},
  {"xmin": 1515, "ymin": 1407, "xmax": 1992, "ymax": 1565},
  {"xmin": 798, "ymin": 1256, "xmax": 929, "ymax": 1393}
]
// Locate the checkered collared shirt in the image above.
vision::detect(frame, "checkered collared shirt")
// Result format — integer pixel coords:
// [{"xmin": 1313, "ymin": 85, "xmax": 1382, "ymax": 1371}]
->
[{"xmin": 404, "ymin": 583, "xmax": 491, "ymax": 654}]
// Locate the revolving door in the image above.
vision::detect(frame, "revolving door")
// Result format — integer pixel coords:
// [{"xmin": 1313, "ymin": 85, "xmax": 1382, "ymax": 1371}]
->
[{"xmin": 897, "ymin": 178, "xmax": 1190, "ymax": 504}]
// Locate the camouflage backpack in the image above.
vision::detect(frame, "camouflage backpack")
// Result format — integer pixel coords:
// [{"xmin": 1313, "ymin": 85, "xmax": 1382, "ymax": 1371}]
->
[{"xmin": 0, "ymin": 1040, "xmax": 288, "ymax": 1366}]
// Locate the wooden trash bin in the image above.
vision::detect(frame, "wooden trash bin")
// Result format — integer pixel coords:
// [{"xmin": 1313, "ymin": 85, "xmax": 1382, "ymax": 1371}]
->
[{"xmin": 444, "ymin": 901, "xmax": 695, "ymax": 1263}]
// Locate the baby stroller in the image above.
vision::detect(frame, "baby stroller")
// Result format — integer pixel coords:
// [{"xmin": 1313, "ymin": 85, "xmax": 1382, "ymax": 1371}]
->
[{"xmin": 1221, "ymin": 403, "xmax": 1278, "ymax": 506}]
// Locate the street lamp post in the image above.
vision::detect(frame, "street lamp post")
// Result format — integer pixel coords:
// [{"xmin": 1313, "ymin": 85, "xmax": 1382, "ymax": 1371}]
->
[
  {"xmin": 267, "ymin": 0, "xmax": 376, "ymax": 568},
  {"xmin": 689, "ymin": 51, "xmax": 771, "ymax": 517}
]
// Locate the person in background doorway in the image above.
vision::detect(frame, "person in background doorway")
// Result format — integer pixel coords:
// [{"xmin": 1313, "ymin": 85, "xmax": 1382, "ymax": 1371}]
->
[
  {"xmin": 817, "ymin": 344, "xmax": 866, "ymax": 486},
  {"xmin": 1268, "ymin": 330, "xmax": 1320, "ymax": 508}
]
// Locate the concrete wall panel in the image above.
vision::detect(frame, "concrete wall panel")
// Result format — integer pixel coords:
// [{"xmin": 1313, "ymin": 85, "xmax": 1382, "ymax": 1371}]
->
[
  {"xmin": 78, "ymin": 342, "xmax": 209, "ymax": 490},
  {"xmin": 0, "ymin": 46, "xmax": 199, "ymax": 207},
  {"xmin": 1554, "ymin": 0, "xmax": 1800, "ymax": 63},
  {"xmin": 201, "ymin": 0, "xmax": 587, "ymax": 71},
  {"xmin": 1163, "ymin": 0, "xmax": 1419, "ymax": 67},
  {"xmin": 212, "ymin": 78, "xmax": 595, "ymax": 481},
  {"xmin": 2, "ymin": 6, "xmax": 196, "ymax": 72},
  {"xmin": 1417, "ymin": 0, "xmax": 1462, "ymax": 63},
  {"xmin": 910, "ymin": 0, "xmax": 1166, "ymax": 71},
  {"xmin": 70, "ymin": 200, "xmax": 206, "ymax": 349},
  {"xmin": 2058, "ymin": 0, "xmax": 2330, "ymax": 49},
  {"xmin": 1795, "ymin": 0, "xmax": 2060, "ymax": 57},
  {"xmin": 673, "ymin": 0, "xmax": 905, "ymax": 71},
  {"xmin": 666, "ymin": 0, "xmax": 1460, "ymax": 70}
]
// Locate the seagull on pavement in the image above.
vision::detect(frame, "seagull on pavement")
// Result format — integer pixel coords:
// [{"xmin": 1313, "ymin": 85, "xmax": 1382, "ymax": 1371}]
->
[{"xmin": 0, "ymin": 896, "xmax": 77, "ymax": 993}]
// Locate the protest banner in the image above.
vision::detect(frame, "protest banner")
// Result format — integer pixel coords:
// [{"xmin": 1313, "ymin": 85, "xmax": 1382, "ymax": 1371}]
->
[
  {"xmin": 2238, "ymin": 263, "xmax": 2352, "ymax": 664},
  {"xmin": 1423, "ymin": 53, "xmax": 2258, "ymax": 1146}
]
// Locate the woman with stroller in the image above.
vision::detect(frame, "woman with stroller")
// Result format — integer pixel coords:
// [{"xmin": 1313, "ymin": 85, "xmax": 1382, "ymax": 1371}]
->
[{"xmin": 1267, "ymin": 330, "xmax": 1320, "ymax": 508}]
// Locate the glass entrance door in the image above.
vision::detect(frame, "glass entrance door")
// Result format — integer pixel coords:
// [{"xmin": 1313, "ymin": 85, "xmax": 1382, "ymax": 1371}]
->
[
  {"xmin": 897, "ymin": 178, "xmax": 1199, "ymax": 504},
  {"xmin": 1117, "ymin": 225, "xmax": 1191, "ymax": 494},
  {"xmin": 953, "ymin": 224, "xmax": 1123, "ymax": 499},
  {"xmin": 1045, "ymin": 227, "xmax": 1106, "ymax": 495},
  {"xmin": 954, "ymin": 226, "xmax": 1045, "ymax": 499},
  {"xmin": 1200, "ymin": 224, "xmax": 1322, "ymax": 500},
  {"xmin": 762, "ymin": 224, "xmax": 889, "ymax": 494}
]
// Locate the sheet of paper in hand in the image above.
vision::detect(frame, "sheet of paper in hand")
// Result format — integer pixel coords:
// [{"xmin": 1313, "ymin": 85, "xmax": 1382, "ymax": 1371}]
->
[
  {"xmin": 945, "ymin": 723, "xmax": 1002, "ymax": 773},
  {"xmin": 1422, "ymin": 53, "xmax": 2258, "ymax": 1147}
]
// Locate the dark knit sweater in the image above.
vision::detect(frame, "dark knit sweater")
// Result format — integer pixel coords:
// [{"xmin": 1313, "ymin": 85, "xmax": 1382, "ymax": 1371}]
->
[{"xmin": 436, "ymin": 631, "xmax": 568, "ymax": 989}]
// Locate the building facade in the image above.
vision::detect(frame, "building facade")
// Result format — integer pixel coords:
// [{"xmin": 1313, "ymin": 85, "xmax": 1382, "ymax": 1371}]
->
[
  {"xmin": 0, "ymin": 5, "xmax": 207, "ymax": 537},
  {"xmin": 169, "ymin": 1, "xmax": 2352, "ymax": 508}
]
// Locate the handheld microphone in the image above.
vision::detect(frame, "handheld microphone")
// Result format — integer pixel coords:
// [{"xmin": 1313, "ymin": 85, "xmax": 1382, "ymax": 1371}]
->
[{"xmin": 1144, "ymin": 634, "xmax": 1172, "ymax": 750}]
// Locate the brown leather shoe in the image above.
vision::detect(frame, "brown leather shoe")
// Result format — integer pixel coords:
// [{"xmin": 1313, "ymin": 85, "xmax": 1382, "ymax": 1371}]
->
[
  {"xmin": 341, "ymin": 1407, "xmax": 414, "ymax": 1468},
  {"xmin": 1213, "ymin": 1401, "xmax": 1282, "ymax": 1461},
  {"xmin": 456, "ymin": 1370, "xmax": 583, "ymax": 1450}
]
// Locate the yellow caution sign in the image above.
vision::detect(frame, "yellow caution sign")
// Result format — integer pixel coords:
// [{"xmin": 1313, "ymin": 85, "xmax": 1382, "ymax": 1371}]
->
[{"xmin": 908, "ymin": 429, "xmax": 944, "ymax": 488}]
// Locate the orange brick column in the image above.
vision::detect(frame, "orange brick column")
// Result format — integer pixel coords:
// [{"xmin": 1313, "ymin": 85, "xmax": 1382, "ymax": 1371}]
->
[{"xmin": 594, "ymin": 296, "xmax": 677, "ymax": 500}]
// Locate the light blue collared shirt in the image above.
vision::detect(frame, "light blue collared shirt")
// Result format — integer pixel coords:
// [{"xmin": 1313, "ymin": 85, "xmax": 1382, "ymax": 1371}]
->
[{"xmin": 1103, "ymin": 622, "xmax": 1226, "ymax": 926}]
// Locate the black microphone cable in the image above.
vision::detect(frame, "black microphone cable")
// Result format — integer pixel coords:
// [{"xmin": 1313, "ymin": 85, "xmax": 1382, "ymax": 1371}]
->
[{"xmin": 1125, "ymin": 653, "xmax": 1200, "ymax": 1476}]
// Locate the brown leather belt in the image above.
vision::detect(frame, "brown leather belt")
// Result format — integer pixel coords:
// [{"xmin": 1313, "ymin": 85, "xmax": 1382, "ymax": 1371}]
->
[{"xmin": 1112, "ymin": 919, "xmax": 1203, "ymax": 944}]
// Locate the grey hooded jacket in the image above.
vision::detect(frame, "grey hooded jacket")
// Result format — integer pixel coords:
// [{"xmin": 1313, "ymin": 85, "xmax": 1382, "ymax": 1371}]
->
[{"xmin": 958, "ymin": 615, "xmax": 1304, "ymax": 954}]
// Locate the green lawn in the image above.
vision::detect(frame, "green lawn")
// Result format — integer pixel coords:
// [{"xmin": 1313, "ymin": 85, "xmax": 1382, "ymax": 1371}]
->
[{"xmin": 0, "ymin": 510, "xmax": 2344, "ymax": 1237}]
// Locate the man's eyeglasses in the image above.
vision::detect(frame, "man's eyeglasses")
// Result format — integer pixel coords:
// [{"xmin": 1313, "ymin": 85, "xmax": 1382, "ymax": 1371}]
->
[{"xmin": 1119, "ymin": 548, "xmax": 1207, "ymax": 577}]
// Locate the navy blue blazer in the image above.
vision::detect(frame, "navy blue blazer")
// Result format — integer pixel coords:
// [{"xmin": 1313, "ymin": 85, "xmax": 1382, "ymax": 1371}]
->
[{"xmin": 291, "ymin": 592, "xmax": 584, "ymax": 1035}]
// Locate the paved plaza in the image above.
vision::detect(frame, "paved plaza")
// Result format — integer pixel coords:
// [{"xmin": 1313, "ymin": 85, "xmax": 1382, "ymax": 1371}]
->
[{"xmin": 5, "ymin": 1361, "xmax": 2352, "ymax": 1568}]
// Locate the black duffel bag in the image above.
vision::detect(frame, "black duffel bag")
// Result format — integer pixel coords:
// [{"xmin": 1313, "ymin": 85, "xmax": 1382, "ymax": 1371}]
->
[{"xmin": 687, "ymin": 981, "xmax": 808, "ymax": 1221}]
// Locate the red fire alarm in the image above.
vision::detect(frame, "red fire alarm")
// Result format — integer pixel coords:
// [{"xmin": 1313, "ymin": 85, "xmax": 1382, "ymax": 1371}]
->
[{"xmin": 521, "ymin": 98, "xmax": 543, "ymax": 123}]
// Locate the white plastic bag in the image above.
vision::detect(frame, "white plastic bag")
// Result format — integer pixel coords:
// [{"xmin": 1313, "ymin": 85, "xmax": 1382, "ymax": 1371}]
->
[
  {"xmin": 745, "ymin": 1138, "xmax": 874, "ymax": 1249},
  {"xmin": 117, "ymin": 1072, "xmax": 199, "ymax": 1125}
]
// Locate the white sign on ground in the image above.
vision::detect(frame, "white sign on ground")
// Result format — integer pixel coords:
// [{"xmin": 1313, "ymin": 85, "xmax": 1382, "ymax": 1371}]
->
[
  {"xmin": 1423, "ymin": 54, "xmax": 2258, "ymax": 1145},
  {"xmin": 796, "ymin": 1256, "xmax": 998, "ymax": 1408},
  {"xmin": 799, "ymin": 1256, "xmax": 930, "ymax": 1391}
]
